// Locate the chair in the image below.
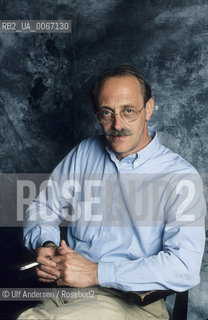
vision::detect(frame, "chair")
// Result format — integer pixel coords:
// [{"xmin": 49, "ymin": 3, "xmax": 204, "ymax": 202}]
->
[
  {"xmin": 123, "ymin": 289, "xmax": 188, "ymax": 320},
  {"xmin": 171, "ymin": 291, "xmax": 188, "ymax": 320}
]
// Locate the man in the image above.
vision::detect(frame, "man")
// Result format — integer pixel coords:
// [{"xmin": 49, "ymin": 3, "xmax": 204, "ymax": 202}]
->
[{"xmin": 18, "ymin": 64, "xmax": 206, "ymax": 319}]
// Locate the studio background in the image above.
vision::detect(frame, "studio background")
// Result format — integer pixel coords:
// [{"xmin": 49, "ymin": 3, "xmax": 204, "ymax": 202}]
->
[{"xmin": 0, "ymin": 0, "xmax": 207, "ymax": 319}]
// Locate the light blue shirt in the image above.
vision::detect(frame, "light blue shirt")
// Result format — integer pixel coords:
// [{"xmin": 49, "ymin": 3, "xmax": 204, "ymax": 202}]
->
[{"xmin": 24, "ymin": 128, "xmax": 206, "ymax": 292}]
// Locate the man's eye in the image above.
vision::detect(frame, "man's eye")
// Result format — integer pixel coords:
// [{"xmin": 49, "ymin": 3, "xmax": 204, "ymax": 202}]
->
[
  {"xmin": 103, "ymin": 110, "xmax": 111, "ymax": 116},
  {"xmin": 124, "ymin": 108, "xmax": 134, "ymax": 114}
]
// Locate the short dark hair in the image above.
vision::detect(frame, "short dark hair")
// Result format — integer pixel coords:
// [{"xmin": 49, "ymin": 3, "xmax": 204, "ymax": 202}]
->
[{"xmin": 90, "ymin": 64, "xmax": 152, "ymax": 112}]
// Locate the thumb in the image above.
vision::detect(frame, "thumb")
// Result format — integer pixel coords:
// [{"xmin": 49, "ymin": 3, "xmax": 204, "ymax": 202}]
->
[
  {"xmin": 60, "ymin": 240, "xmax": 73, "ymax": 252},
  {"xmin": 56, "ymin": 240, "xmax": 70, "ymax": 256}
]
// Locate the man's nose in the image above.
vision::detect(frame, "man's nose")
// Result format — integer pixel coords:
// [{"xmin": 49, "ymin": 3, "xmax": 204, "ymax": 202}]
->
[{"xmin": 112, "ymin": 113, "xmax": 124, "ymax": 130}]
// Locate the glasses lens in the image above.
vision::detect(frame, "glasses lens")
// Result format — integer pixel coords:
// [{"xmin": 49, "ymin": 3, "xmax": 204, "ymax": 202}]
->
[
  {"xmin": 121, "ymin": 107, "xmax": 139, "ymax": 122},
  {"xmin": 96, "ymin": 109, "xmax": 113, "ymax": 123}
]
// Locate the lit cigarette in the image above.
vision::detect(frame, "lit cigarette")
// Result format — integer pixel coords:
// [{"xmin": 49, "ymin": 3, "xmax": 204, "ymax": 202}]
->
[{"xmin": 20, "ymin": 262, "xmax": 39, "ymax": 271}]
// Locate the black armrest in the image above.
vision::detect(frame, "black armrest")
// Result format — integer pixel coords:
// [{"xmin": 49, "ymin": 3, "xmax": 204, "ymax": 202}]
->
[{"xmin": 123, "ymin": 289, "xmax": 175, "ymax": 306}]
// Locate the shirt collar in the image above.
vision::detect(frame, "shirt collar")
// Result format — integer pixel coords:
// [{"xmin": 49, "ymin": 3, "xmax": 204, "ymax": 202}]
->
[{"xmin": 105, "ymin": 127, "xmax": 160, "ymax": 169}]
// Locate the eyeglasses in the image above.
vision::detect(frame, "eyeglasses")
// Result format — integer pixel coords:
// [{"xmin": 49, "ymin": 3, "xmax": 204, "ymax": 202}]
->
[{"xmin": 95, "ymin": 105, "xmax": 145, "ymax": 124}]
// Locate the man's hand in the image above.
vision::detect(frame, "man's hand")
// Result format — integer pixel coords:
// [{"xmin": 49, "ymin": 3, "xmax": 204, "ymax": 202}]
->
[
  {"xmin": 36, "ymin": 243, "xmax": 60, "ymax": 283},
  {"xmin": 53, "ymin": 240, "xmax": 99, "ymax": 288}
]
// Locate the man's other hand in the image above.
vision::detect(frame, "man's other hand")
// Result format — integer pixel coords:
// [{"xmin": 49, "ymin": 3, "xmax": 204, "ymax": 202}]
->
[{"xmin": 53, "ymin": 240, "xmax": 98, "ymax": 288}]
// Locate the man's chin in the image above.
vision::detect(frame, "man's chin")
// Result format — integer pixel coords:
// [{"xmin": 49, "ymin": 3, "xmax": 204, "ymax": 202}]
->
[{"xmin": 107, "ymin": 140, "xmax": 128, "ymax": 154}]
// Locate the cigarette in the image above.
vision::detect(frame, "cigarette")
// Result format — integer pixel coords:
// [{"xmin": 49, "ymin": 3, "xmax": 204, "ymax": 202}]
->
[{"xmin": 20, "ymin": 262, "xmax": 39, "ymax": 271}]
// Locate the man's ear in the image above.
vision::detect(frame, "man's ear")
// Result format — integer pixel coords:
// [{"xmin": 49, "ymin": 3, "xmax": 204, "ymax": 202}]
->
[{"xmin": 145, "ymin": 98, "xmax": 154, "ymax": 121}]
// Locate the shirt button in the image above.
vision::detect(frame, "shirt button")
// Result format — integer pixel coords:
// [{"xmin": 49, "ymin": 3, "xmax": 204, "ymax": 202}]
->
[{"xmin": 103, "ymin": 231, "xmax": 107, "ymax": 236}]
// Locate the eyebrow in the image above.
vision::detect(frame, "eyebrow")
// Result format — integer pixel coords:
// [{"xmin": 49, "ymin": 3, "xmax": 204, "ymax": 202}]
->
[{"xmin": 98, "ymin": 104, "xmax": 136, "ymax": 111}]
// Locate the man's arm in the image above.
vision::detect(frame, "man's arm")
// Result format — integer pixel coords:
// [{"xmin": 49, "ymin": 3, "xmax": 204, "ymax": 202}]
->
[
  {"xmin": 98, "ymin": 225, "xmax": 205, "ymax": 292},
  {"xmin": 23, "ymin": 144, "xmax": 80, "ymax": 252}
]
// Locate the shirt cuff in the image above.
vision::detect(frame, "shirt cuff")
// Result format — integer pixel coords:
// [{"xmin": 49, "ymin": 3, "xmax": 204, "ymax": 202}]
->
[
  {"xmin": 98, "ymin": 262, "xmax": 116, "ymax": 287},
  {"xmin": 36, "ymin": 234, "xmax": 60, "ymax": 249}
]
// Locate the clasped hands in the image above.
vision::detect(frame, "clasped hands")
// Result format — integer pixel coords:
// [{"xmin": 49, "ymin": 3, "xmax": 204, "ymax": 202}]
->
[{"xmin": 36, "ymin": 240, "xmax": 98, "ymax": 287}]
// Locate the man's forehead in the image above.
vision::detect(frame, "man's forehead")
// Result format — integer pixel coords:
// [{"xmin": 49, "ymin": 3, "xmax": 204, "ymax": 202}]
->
[
  {"xmin": 99, "ymin": 93, "xmax": 137, "ymax": 105},
  {"xmin": 101, "ymin": 75, "xmax": 141, "ymax": 89},
  {"xmin": 98, "ymin": 76, "xmax": 143, "ymax": 102}
]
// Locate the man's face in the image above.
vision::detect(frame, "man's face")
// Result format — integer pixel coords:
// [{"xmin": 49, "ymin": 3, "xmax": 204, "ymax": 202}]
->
[{"xmin": 98, "ymin": 76, "xmax": 154, "ymax": 160}]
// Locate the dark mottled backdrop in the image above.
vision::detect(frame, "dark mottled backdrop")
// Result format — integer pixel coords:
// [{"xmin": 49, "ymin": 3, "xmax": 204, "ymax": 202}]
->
[{"xmin": 0, "ymin": 0, "xmax": 207, "ymax": 319}]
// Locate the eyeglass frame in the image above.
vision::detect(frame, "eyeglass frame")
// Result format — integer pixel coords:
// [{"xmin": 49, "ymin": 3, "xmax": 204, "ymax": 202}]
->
[{"xmin": 95, "ymin": 104, "xmax": 145, "ymax": 124}]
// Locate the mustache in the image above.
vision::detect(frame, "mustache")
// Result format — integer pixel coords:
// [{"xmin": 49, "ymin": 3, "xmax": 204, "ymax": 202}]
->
[{"xmin": 105, "ymin": 128, "xmax": 133, "ymax": 137}]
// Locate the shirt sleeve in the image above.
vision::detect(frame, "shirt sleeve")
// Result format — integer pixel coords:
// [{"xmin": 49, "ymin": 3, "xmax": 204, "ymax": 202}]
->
[
  {"xmin": 23, "ymin": 146, "xmax": 78, "ymax": 252},
  {"xmin": 98, "ymin": 173, "xmax": 206, "ymax": 292}
]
